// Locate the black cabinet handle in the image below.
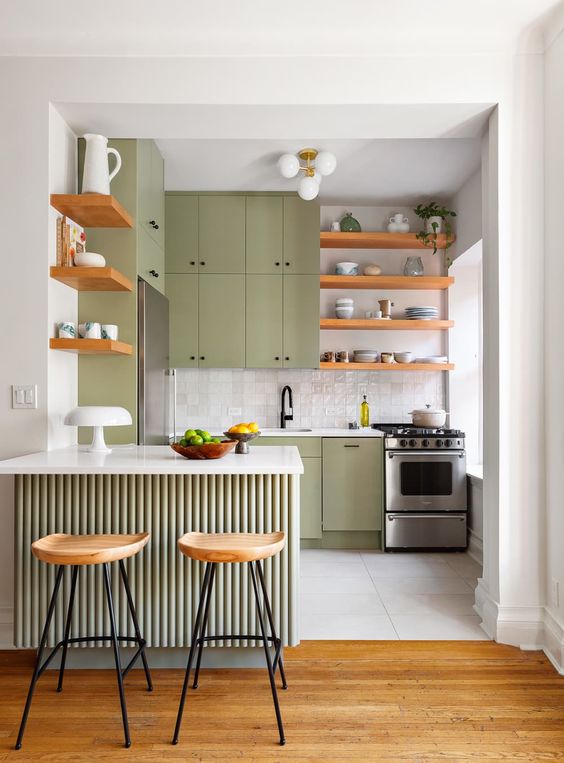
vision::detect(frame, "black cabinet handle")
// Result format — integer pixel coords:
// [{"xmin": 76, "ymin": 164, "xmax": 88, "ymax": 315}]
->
[
  {"xmin": 344, "ymin": 444, "xmax": 360, "ymax": 448},
  {"xmin": 285, "ymin": 356, "xmax": 290, "ymax": 361},
  {"xmin": 275, "ymin": 356, "xmax": 280, "ymax": 361},
  {"xmin": 285, "ymin": 262, "xmax": 290, "ymax": 266},
  {"xmin": 200, "ymin": 261, "xmax": 206, "ymax": 266},
  {"xmin": 190, "ymin": 261, "xmax": 196, "ymax": 266},
  {"xmin": 149, "ymin": 269, "xmax": 159, "ymax": 278},
  {"xmin": 149, "ymin": 220, "xmax": 159, "ymax": 229},
  {"xmin": 275, "ymin": 262, "xmax": 280, "ymax": 266},
  {"xmin": 200, "ymin": 356, "xmax": 205, "ymax": 361},
  {"xmin": 190, "ymin": 356, "xmax": 196, "ymax": 360}
]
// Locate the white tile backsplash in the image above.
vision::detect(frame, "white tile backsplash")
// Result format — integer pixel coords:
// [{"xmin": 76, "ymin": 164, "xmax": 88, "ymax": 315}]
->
[{"xmin": 174, "ymin": 368, "xmax": 445, "ymax": 431}]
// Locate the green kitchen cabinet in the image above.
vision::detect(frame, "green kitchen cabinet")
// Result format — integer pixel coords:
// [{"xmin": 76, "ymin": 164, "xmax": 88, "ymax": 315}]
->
[
  {"xmin": 322, "ymin": 438, "xmax": 383, "ymax": 532},
  {"xmin": 198, "ymin": 274, "xmax": 245, "ymax": 367},
  {"xmin": 198, "ymin": 196, "xmax": 246, "ymax": 273},
  {"xmin": 283, "ymin": 196, "xmax": 320, "ymax": 274},
  {"xmin": 246, "ymin": 196, "xmax": 283, "ymax": 274},
  {"xmin": 138, "ymin": 226, "xmax": 165, "ymax": 295},
  {"xmin": 165, "ymin": 194, "xmax": 198, "ymax": 273},
  {"xmin": 138, "ymin": 140, "xmax": 165, "ymax": 250},
  {"xmin": 167, "ymin": 274, "xmax": 199, "ymax": 367},
  {"xmin": 254, "ymin": 437, "xmax": 322, "ymax": 539},
  {"xmin": 246, "ymin": 275, "xmax": 283, "ymax": 368},
  {"xmin": 283, "ymin": 275, "xmax": 320, "ymax": 368}
]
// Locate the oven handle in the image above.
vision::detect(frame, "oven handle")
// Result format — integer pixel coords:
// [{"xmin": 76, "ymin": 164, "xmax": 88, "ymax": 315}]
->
[
  {"xmin": 387, "ymin": 451, "xmax": 465, "ymax": 458},
  {"xmin": 387, "ymin": 513, "xmax": 466, "ymax": 521}
]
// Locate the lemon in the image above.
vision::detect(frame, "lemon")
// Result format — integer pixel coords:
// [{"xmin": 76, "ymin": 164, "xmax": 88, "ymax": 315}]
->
[{"xmin": 248, "ymin": 422, "xmax": 259, "ymax": 433}]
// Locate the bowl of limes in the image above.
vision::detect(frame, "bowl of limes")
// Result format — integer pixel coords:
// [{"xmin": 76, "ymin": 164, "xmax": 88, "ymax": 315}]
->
[
  {"xmin": 171, "ymin": 428, "xmax": 236, "ymax": 460},
  {"xmin": 223, "ymin": 422, "xmax": 261, "ymax": 454}
]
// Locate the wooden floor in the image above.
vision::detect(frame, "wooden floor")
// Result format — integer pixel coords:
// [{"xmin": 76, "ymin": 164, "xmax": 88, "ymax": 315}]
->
[{"xmin": 1, "ymin": 641, "xmax": 563, "ymax": 761}]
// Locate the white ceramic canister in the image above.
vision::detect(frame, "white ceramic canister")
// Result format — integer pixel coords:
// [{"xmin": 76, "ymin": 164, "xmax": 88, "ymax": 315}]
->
[{"xmin": 82, "ymin": 134, "xmax": 122, "ymax": 195}]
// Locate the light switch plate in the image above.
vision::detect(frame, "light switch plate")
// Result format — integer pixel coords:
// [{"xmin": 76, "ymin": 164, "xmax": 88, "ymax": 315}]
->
[{"xmin": 12, "ymin": 385, "xmax": 38, "ymax": 409}]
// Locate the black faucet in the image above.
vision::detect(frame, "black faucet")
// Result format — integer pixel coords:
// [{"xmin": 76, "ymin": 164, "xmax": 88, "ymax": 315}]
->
[{"xmin": 280, "ymin": 385, "xmax": 294, "ymax": 429}]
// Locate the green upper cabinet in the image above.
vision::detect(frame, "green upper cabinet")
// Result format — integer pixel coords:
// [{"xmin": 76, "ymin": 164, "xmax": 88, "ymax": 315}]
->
[
  {"xmin": 246, "ymin": 196, "xmax": 283, "ymax": 274},
  {"xmin": 246, "ymin": 274, "xmax": 283, "ymax": 368},
  {"xmin": 283, "ymin": 275, "xmax": 320, "ymax": 368},
  {"xmin": 198, "ymin": 274, "xmax": 245, "ymax": 367},
  {"xmin": 167, "ymin": 274, "xmax": 198, "ymax": 367},
  {"xmin": 199, "ymin": 196, "xmax": 245, "ymax": 273},
  {"xmin": 283, "ymin": 196, "xmax": 320, "ymax": 274},
  {"xmin": 322, "ymin": 438, "xmax": 384, "ymax": 532},
  {"xmin": 138, "ymin": 140, "xmax": 165, "ymax": 250},
  {"xmin": 165, "ymin": 195, "xmax": 198, "ymax": 273},
  {"xmin": 138, "ymin": 226, "xmax": 165, "ymax": 295}
]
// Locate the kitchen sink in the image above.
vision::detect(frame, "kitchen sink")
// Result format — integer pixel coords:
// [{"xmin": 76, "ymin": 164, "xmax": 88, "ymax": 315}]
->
[{"xmin": 262, "ymin": 428, "xmax": 313, "ymax": 433}]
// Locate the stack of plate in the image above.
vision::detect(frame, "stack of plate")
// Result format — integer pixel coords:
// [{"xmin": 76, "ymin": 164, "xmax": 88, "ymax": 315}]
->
[
  {"xmin": 415, "ymin": 355, "xmax": 448, "ymax": 364},
  {"xmin": 353, "ymin": 350, "xmax": 379, "ymax": 363},
  {"xmin": 405, "ymin": 306, "xmax": 439, "ymax": 320}
]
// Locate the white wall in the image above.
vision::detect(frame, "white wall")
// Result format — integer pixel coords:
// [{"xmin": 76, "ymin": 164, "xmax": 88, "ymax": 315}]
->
[
  {"xmin": 543, "ymin": 22, "xmax": 564, "ymax": 669},
  {"xmin": 450, "ymin": 169, "xmax": 482, "ymax": 261},
  {"xmin": 0, "ymin": 46, "xmax": 549, "ymax": 658}
]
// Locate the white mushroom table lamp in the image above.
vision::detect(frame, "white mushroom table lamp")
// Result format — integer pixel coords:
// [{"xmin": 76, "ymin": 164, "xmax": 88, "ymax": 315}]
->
[{"xmin": 64, "ymin": 406, "xmax": 132, "ymax": 453}]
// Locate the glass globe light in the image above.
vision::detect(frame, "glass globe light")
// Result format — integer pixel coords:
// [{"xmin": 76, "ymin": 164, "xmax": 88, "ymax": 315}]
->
[
  {"xmin": 315, "ymin": 151, "xmax": 337, "ymax": 176},
  {"xmin": 298, "ymin": 175, "xmax": 320, "ymax": 201},
  {"xmin": 278, "ymin": 153, "xmax": 300, "ymax": 178},
  {"xmin": 312, "ymin": 169, "xmax": 322, "ymax": 184}
]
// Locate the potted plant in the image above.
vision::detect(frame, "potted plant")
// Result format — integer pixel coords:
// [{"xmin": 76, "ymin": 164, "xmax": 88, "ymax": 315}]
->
[{"xmin": 413, "ymin": 201, "xmax": 456, "ymax": 255}]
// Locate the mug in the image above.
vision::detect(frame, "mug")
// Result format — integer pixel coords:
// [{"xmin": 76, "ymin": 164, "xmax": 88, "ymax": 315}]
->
[
  {"xmin": 365, "ymin": 311, "xmax": 373, "ymax": 319},
  {"xmin": 58, "ymin": 321, "xmax": 76, "ymax": 339},
  {"xmin": 336, "ymin": 351, "xmax": 349, "ymax": 363},
  {"xmin": 79, "ymin": 321, "xmax": 102, "ymax": 339},
  {"xmin": 320, "ymin": 351, "xmax": 335, "ymax": 362},
  {"xmin": 373, "ymin": 310, "xmax": 383, "ymax": 319},
  {"xmin": 381, "ymin": 352, "xmax": 394, "ymax": 363},
  {"xmin": 331, "ymin": 221, "xmax": 341, "ymax": 232},
  {"xmin": 101, "ymin": 324, "xmax": 118, "ymax": 340}
]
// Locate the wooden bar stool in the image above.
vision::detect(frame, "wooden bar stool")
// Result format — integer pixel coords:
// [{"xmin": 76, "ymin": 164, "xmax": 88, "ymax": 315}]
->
[
  {"xmin": 172, "ymin": 531, "xmax": 288, "ymax": 746},
  {"xmin": 15, "ymin": 532, "xmax": 152, "ymax": 750}
]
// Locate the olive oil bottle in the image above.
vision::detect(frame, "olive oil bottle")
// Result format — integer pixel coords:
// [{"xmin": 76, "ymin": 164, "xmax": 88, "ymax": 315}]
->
[{"xmin": 360, "ymin": 394, "xmax": 370, "ymax": 428}]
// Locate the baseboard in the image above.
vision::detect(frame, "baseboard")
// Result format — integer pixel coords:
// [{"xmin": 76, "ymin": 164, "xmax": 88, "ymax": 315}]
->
[
  {"xmin": 0, "ymin": 607, "xmax": 13, "ymax": 650},
  {"xmin": 543, "ymin": 608, "xmax": 564, "ymax": 675},
  {"xmin": 467, "ymin": 530, "xmax": 483, "ymax": 565}
]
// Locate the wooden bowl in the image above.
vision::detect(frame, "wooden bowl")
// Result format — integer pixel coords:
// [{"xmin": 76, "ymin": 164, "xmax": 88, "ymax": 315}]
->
[{"xmin": 171, "ymin": 440, "xmax": 237, "ymax": 460}]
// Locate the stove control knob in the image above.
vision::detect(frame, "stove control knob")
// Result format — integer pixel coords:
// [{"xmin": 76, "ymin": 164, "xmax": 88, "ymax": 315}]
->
[
  {"xmin": 435, "ymin": 439, "xmax": 443, "ymax": 447},
  {"xmin": 399, "ymin": 439, "xmax": 408, "ymax": 447},
  {"xmin": 444, "ymin": 439, "xmax": 453, "ymax": 448},
  {"xmin": 422, "ymin": 438, "xmax": 430, "ymax": 447},
  {"xmin": 408, "ymin": 439, "xmax": 417, "ymax": 447}
]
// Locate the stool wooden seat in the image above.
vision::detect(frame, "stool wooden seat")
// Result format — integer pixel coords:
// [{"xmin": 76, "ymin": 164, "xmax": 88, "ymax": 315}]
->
[
  {"xmin": 173, "ymin": 530, "xmax": 287, "ymax": 747},
  {"xmin": 178, "ymin": 531, "xmax": 285, "ymax": 564},
  {"xmin": 16, "ymin": 532, "xmax": 152, "ymax": 750},
  {"xmin": 32, "ymin": 532, "xmax": 150, "ymax": 566}
]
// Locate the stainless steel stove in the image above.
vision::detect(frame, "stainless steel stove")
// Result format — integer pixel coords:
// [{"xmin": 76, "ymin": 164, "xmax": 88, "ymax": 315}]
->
[{"xmin": 374, "ymin": 423, "xmax": 468, "ymax": 551}]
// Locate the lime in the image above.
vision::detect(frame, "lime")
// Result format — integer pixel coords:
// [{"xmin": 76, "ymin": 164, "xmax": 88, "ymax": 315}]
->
[
  {"xmin": 179, "ymin": 438, "xmax": 188, "ymax": 447},
  {"xmin": 185, "ymin": 429, "xmax": 197, "ymax": 440},
  {"xmin": 200, "ymin": 431, "xmax": 212, "ymax": 443},
  {"xmin": 189, "ymin": 435, "xmax": 204, "ymax": 446},
  {"xmin": 211, "ymin": 437, "xmax": 221, "ymax": 444}
]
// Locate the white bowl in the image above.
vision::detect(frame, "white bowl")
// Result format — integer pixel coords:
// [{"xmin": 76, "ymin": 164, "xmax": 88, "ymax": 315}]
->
[
  {"xmin": 394, "ymin": 352, "xmax": 413, "ymax": 363},
  {"xmin": 335, "ymin": 298, "xmax": 354, "ymax": 305},
  {"xmin": 74, "ymin": 251, "xmax": 106, "ymax": 268},
  {"xmin": 336, "ymin": 308, "xmax": 354, "ymax": 319},
  {"xmin": 335, "ymin": 262, "xmax": 359, "ymax": 275}
]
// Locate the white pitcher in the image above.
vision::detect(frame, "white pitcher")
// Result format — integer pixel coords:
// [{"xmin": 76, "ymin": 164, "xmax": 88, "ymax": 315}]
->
[{"xmin": 81, "ymin": 134, "xmax": 122, "ymax": 195}]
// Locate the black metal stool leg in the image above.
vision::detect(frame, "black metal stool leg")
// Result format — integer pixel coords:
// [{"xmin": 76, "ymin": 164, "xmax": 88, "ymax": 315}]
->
[
  {"xmin": 15, "ymin": 565, "xmax": 64, "ymax": 750},
  {"xmin": 256, "ymin": 560, "xmax": 288, "ymax": 690},
  {"xmin": 192, "ymin": 562, "xmax": 216, "ymax": 689},
  {"xmin": 56, "ymin": 565, "xmax": 79, "ymax": 693},
  {"xmin": 118, "ymin": 559, "xmax": 153, "ymax": 692},
  {"xmin": 250, "ymin": 562, "xmax": 286, "ymax": 746},
  {"xmin": 172, "ymin": 562, "xmax": 212, "ymax": 745},
  {"xmin": 103, "ymin": 563, "xmax": 131, "ymax": 749}
]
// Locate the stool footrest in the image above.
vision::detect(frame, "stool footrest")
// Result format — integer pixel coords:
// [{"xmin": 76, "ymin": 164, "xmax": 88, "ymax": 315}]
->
[{"xmin": 36, "ymin": 635, "xmax": 146, "ymax": 679}]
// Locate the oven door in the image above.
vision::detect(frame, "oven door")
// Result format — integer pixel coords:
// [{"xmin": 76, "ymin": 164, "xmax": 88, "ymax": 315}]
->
[{"xmin": 385, "ymin": 450, "xmax": 467, "ymax": 512}]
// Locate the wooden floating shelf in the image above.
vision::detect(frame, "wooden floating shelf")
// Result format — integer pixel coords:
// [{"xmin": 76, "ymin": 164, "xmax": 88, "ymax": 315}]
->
[
  {"xmin": 49, "ymin": 338, "xmax": 133, "ymax": 355},
  {"xmin": 320, "ymin": 275, "xmax": 454, "ymax": 290},
  {"xmin": 320, "ymin": 362, "xmax": 454, "ymax": 372},
  {"xmin": 320, "ymin": 231, "xmax": 452, "ymax": 250},
  {"xmin": 50, "ymin": 267, "xmax": 133, "ymax": 292},
  {"xmin": 320, "ymin": 319, "xmax": 454, "ymax": 331},
  {"xmin": 50, "ymin": 194, "xmax": 134, "ymax": 228}
]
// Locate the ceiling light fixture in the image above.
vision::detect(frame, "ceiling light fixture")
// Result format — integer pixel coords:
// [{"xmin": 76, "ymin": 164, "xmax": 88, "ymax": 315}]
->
[{"xmin": 277, "ymin": 148, "xmax": 337, "ymax": 201}]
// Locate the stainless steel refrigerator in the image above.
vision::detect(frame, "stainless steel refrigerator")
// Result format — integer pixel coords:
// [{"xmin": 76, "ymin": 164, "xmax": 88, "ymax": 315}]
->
[{"xmin": 138, "ymin": 278, "xmax": 170, "ymax": 445}]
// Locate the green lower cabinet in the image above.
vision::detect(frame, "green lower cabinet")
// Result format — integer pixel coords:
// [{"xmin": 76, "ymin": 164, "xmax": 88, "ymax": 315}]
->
[
  {"xmin": 198, "ymin": 274, "xmax": 245, "ymax": 367},
  {"xmin": 253, "ymin": 438, "xmax": 322, "ymax": 539},
  {"xmin": 167, "ymin": 274, "xmax": 199, "ymax": 367},
  {"xmin": 246, "ymin": 275, "xmax": 283, "ymax": 368},
  {"xmin": 322, "ymin": 438, "xmax": 383, "ymax": 532},
  {"xmin": 283, "ymin": 275, "xmax": 320, "ymax": 368}
]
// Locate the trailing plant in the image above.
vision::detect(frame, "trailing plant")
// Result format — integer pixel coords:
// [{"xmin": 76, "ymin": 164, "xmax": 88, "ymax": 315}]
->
[{"xmin": 413, "ymin": 201, "xmax": 456, "ymax": 257}]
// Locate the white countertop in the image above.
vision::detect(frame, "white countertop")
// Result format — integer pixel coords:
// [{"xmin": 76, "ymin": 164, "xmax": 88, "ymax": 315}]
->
[
  {"xmin": 259, "ymin": 427, "xmax": 385, "ymax": 438},
  {"xmin": 0, "ymin": 445, "xmax": 304, "ymax": 476}
]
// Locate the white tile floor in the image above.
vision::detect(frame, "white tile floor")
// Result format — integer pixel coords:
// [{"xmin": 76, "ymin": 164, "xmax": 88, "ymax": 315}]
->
[{"xmin": 300, "ymin": 549, "xmax": 487, "ymax": 640}]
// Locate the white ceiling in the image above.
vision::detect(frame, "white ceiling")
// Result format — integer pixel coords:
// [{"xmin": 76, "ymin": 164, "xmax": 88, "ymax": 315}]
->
[
  {"xmin": 158, "ymin": 138, "xmax": 481, "ymax": 204},
  {"xmin": 0, "ymin": 0, "xmax": 559, "ymax": 56}
]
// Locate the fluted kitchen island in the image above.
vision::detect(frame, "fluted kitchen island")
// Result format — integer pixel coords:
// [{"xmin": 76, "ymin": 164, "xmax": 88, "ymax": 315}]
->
[{"xmin": 0, "ymin": 445, "xmax": 302, "ymax": 666}]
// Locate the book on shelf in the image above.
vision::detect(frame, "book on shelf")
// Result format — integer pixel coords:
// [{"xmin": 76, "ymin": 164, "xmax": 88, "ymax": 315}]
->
[{"xmin": 55, "ymin": 215, "xmax": 85, "ymax": 267}]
